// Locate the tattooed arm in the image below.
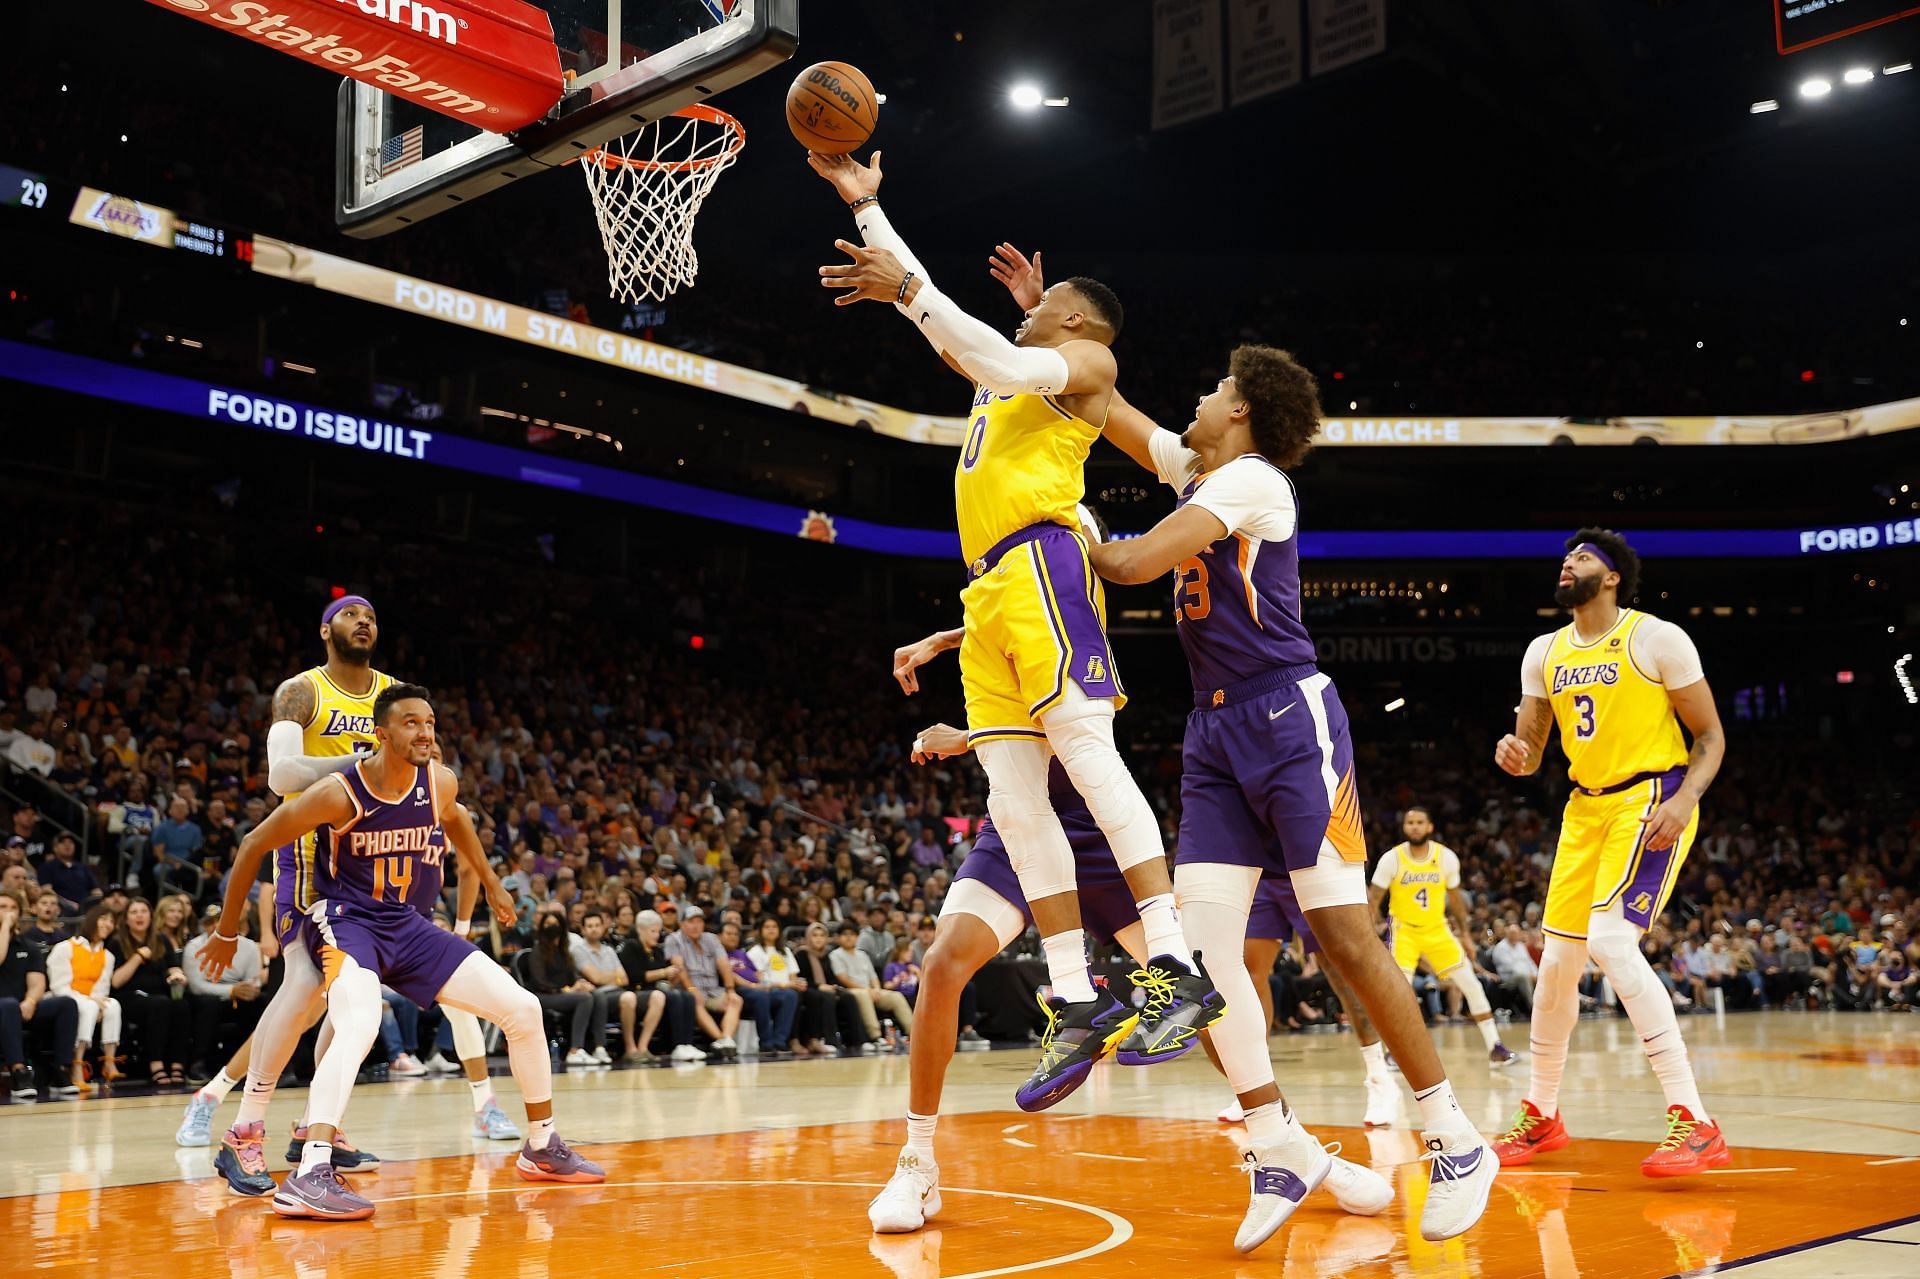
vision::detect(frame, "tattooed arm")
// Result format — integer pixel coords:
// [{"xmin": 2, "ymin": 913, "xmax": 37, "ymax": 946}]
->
[
  {"xmin": 1495, "ymin": 696, "xmax": 1555, "ymax": 778},
  {"xmin": 264, "ymin": 674, "xmax": 356, "ymax": 796}
]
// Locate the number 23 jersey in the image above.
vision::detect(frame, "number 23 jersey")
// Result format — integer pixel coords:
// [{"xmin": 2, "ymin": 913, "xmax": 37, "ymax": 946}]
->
[{"xmin": 1522, "ymin": 609, "xmax": 1702, "ymax": 791}]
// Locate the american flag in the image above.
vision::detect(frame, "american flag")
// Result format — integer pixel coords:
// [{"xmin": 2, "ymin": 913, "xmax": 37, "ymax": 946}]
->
[{"xmin": 379, "ymin": 126, "xmax": 424, "ymax": 177}]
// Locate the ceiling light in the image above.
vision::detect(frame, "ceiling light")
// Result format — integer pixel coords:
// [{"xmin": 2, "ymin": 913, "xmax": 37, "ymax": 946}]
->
[
  {"xmin": 1843, "ymin": 67, "xmax": 1874, "ymax": 85},
  {"xmin": 1749, "ymin": 99, "xmax": 1779, "ymax": 113},
  {"xmin": 1885, "ymin": 62, "xmax": 1913, "ymax": 75},
  {"xmin": 1009, "ymin": 84, "xmax": 1043, "ymax": 110},
  {"xmin": 1043, "ymin": 96, "xmax": 1070, "ymax": 108},
  {"xmin": 1384, "ymin": 698, "xmax": 1406, "ymax": 713},
  {"xmin": 1800, "ymin": 78, "xmax": 1832, "ymax": 98}
]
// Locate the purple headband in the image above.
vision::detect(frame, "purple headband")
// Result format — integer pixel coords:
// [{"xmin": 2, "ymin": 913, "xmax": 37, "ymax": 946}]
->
[
  {"xmin": 321, "ymin": 595, "xmax": 373, "ymax": 626},
  {"xmin": 1573, "ymin": 542, "xmax": 1616, "ymax": 571}
]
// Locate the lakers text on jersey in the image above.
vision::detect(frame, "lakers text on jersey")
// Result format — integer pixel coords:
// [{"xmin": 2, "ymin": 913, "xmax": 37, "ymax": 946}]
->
[{"xmin": 1374, "ymin": 842, "xmax": 1467, "ymax": 975}]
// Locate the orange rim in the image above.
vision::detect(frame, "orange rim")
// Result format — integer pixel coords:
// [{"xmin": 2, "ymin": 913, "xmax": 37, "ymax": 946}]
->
[{"xmin": 581, "ymin": 104, "xmax": 745, "ymax": 174}]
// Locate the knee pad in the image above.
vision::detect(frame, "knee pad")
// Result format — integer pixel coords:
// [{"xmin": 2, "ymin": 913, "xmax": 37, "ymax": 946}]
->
[
  {"xmin": 1534, "ymin": 936, "xmax": 1586, "ymax": 1017},
  {"xmin": 979, "ymin": 739, "xmax": 1077, "ymax": 900},
  {"xmin": 1587, "ymin": 911, "xmax": 1652, "ymax": 1000},
  {"xmin": 1446, "ymin": 962, "xmax": 1492, "ymax": 1014},
  {"xmin": 1041, "ymin": 695, "xmax": 1159, "ymax": 871}
]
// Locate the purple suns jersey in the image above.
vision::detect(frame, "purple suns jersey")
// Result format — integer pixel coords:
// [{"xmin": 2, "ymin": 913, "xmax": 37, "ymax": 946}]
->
[
  {"xmin": 1153, "ymin": 432, "xmax": 1315, "ymax": 692},
  {"xmin": 313, "ymin": 760, "xmax": 448, "ymax": 920}
]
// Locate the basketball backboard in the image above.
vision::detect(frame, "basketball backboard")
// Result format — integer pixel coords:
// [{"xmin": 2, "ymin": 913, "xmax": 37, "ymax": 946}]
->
[{"xmin": 336, "ymin": 0, "xmax": 796, "ymax": 237}]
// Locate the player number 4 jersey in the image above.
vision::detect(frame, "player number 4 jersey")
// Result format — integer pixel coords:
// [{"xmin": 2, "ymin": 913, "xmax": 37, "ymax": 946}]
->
[
  {"xmin": 1523, "ymin": 609, "xmax": 1700, "ymax": 791},
  {"xmin": 1372, "ymin": 842, "xmax": 1460, "ymax": 928}
]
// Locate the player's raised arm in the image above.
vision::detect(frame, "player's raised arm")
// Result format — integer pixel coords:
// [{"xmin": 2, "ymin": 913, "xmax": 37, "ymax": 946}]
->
[
  {"xmin": 202, "ymin": 776, "xmax": 354, "ymax": 979},
  {"xmin": 265, "ymin": 675, "xmax": 357, "ymax": 797},
  {"xmin": 1087, "ymin": 504, "xmax": 1227, "ymax": 586},
  {"xmin": 1101, "ymin": 389, "xmax": 1165, "ymax": 474}
]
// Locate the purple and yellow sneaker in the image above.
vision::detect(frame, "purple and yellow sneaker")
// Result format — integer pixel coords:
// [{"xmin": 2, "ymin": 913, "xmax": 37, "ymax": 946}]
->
[
  {"xmin": 1114, "ymin": 952, "xmax": 1227, "ymax": 1066},
  {"xmin": 285, "ymin": 1124, "xmax": 381, "ymax": 1171},
  {"xmin": 214, "ymin": 1121, "xmax": 277, "ymax": 1197},
  {"xmin": 271, "ymin": 1163, "xmax": 375, "ymax": 1221},
  {"xmin": 514, "ymin": 1135, "xmax": 606, "ymax": 1184},
  {"xmin": 1013, "ymin": 986, "xmax": 1137, "ymax": 1113}
]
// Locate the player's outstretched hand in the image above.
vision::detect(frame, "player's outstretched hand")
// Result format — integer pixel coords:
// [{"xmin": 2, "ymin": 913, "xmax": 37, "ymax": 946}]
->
[
  {"xmin": 806, "ymin": 149, "xmax": 883, "ymax": 204},
  {"xmin": 892, "ymin": 635, "xmax": 949, "ymax": 695},
  {"xmin": 487, "ymin": 882, "xmax": 520, "ymax": 931},
  {"xmin": 910, "ymin": 724, "xmax": 970, "ymax": 764},
  {"xmin": 821, "ymin": 239, "xmax": 911, "ymax": 307},
  {"xmin": 988, "ymin": 243, "xmax": 1045, "ymax": 311},
  {"xmin": 1493, "ymin": 733, "xmax": 1532, "ymax": 776}
]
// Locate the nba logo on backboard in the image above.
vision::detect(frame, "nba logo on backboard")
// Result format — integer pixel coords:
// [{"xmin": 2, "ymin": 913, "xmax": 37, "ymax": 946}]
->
[
  {"xmin": 1084, "ymin": 655, "xmax": 1107, "ymax": 683},
  {"xmin": 1629, "ymin": 891, "xmax": 1653, "ymax": 914}
]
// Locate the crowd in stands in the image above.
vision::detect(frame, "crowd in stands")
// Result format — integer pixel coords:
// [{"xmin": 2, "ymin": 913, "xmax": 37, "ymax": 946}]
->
[{"xmin": 2, "ymin": 481, "xmax": 1917, "ymax": 1101}]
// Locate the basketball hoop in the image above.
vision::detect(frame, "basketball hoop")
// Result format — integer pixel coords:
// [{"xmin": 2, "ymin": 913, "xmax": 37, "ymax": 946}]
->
[{"xmin": 579, "ymin": 105, "xmax": 745, "ymax": 303}]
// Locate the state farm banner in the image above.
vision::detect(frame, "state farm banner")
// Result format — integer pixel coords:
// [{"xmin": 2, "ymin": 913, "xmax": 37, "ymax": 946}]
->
[
  {"xmin": 146, "ymin": 0, "xmax": 563, "ymax": 130},
  {"xmin": 1152, "ymin": 0, "xmax": 1226, "ymax": 129}
]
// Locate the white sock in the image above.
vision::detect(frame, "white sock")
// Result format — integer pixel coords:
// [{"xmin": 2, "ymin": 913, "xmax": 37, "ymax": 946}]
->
[
  {"xmin": 235, "ymin": 1072, "xmax": 275, "ymax": 1127},
  {"xmin": 905, "ymin": 1111, "xmax": 938, "ymax": 1159},
  {"xmin": 1474, "ymin": 1017, "xmax": 1500, "ymax": 1051},
  {"xmin": 1041, "ymin": 930, "xmax": 1097, "ymax": 1003},
  {"xmin": 198, "ymin": 1068, "xmax": 240, "ymax": 1105},
  {"xmin": 1414, "ymin": 1079, "xmax": 1471, "ymax": 1135},
  {"xmin": 1642, "ymin": 1026, "xmax": 1707, "ymax": 1122},
  {"xmin": 1134, "ymin": 894, "xmax": 1192, "ymax": 965},
  {"xmin": 1244, "ymin": 1099, "xmax": 1291, "ymax": 1149},
  {"xmin": 298, "ymin": 1140, "xmax": 333, "ymax": 1176},
  {"xmin": 528, "ymin": 1115, "xmax": 556, "ymax": 1150},
  {"xmin": 469, "ymin": 1078, "xmax": 494, "ymax": 1114},
  {"xmin": 1587, "ymin": 911, "xmax": 1708, "ymax": 1123},
  {"xmin": 1359, "ymin": 1041, "xmax": 1386, "ymax": 1078}
]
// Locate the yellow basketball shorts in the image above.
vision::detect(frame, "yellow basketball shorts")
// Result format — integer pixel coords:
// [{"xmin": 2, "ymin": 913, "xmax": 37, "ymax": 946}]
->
[
  {"xmin": 1392, "ymin": 922, "xmax": 1467, "ymax": 976},
  {"xmin": 1543, "ymin": 766, "xmax": 1699, "ymax": 941},
  {"xmin": 960, "ymin": 522, "xmax": 1125, "ymax": 744}
]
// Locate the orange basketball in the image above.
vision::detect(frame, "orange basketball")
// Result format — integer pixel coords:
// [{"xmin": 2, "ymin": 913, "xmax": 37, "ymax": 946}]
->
[{"xmin": 786, "ymin": 61, "xmax": 879, "ymax": 154}]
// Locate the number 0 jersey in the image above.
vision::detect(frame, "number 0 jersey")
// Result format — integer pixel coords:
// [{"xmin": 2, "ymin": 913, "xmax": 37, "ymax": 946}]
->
[
  {"xmin": 281, "ymin": 665, "xmax": 396, "ymax": 912},
  {"xmin": 314, "ymin": 760, "xmax": 447, "ymax": 920},
  {"xmin": 954, "ymin": 385, "xmax": 1102, "ymax": 568},
  {"xmin": 1531, "ymin": 609, "xmax": 1692, "ymax": 791},
  {"xmin": 1371, "ymin": 841, "xmax": 1460, "ymax": 929}
]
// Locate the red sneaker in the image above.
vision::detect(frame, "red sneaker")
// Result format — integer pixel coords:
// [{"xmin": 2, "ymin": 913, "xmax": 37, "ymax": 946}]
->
[
  {"xmin": 1490, "ymin": 1099, "xmax": 1570, "ymax": 1168},
  {"xmin": 1641, "ymin": 1105, "xmax": 1730, "ymax": 1178}
]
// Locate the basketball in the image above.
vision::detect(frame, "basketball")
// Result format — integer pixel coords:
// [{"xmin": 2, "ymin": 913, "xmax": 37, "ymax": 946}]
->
[{"xmin": 786, "ymin": 61, "xmax": 878, "ymax": 154}]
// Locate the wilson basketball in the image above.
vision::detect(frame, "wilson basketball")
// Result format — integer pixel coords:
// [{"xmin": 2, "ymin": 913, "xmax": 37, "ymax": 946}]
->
[{"xmin": 786, "ymin": 61, "xmax": 878, "ymax": 154}]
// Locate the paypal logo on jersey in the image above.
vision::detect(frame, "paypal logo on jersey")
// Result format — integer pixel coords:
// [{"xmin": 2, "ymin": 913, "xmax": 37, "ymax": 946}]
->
[
  {"xmin": 320, "ymin": 709, "xmax": 376, "ymax": 736},
  {"xmin": 1551, "ymin": 663, "xmax": 1621, "ymax": 693}
]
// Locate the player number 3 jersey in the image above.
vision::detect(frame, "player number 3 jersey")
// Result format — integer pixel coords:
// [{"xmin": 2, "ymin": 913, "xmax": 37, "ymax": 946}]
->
[{"xmin": 1523, "ymin": 609, "xmax": 1701, "ymax": 791}]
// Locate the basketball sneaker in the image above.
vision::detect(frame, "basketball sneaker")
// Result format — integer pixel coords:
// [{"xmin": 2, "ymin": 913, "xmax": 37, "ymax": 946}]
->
[
  {"xmin": 868, "ymin": 1148, "xmax": 941, "ymax": 1233},
  {"xmin": 213, "ymin": 1121, "xmax": 277, "ymax": 1197},
  {"xmin": 272, "ymin": 1163, "xmax": 374, "ymax": 1221},
  {"xmin": 1322, "ymin": 1148, "xmax": 1394, "ymax": 1216},
  {"xmin": 285, "ymin": 1124, "xmax": 381, "ymax": 1171},
  {"xmin": 1489, "ymin": 1043, "xmax": 1522, "ymax": 1069},
  {"xmin": 175, "ymin": 1094, "xmax": 216, "ymax": 1147},
  {"xmin": 1218, "ymin": 1101, "xmax": 1246, "ymax": 1124},
  {"xmin": 1114, "ymin": 953, "xmax": 1226, "ymax": 1065},
  {"xmin": 1363, "ymin": 1074, "xmax": 1400, "ymax": 1129},
  {"xmin": 1013, "ymin": 986, "xmax": 1136, "ymax": 1112},
  {"xmin": 1234, "ymin": 1117, "xmax": 1331, "ymax": 1254},
  {"xmin": 474, "ymin": 1101, "xmax": 522, "ymax": 1141},
  {"xmin": 1418, "ymin": 1128, "xmax": 1497, "ymax": 1241},
  {"xmin": 514, "ymin": 1135, "xmax": 606, "ymax": 1183},
  {"xmin": 1640, "ymin": 1105, "xmax": 1730, "ymax": 1178},
  {"xmin": 1491, "ymin": 1099, "xmax": 1568, "ymax": 1167}
]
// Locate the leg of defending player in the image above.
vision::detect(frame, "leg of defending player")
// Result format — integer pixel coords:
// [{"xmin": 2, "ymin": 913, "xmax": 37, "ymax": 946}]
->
[
  {"xmin": 1439, "ymin": 958, "xmax": 1505, "ymax": 1054},
  {"xmin": 300, "ymin": 958, "xmax": 380, "ymax": 1147},
  {"xmin": 235, "ymin": 938, "xmax": 327, "ymax": 1127},
  {"xmin": 1201, "ymin": 937, "xmax": 1279, "ymax": 1080},
  {"xmin": 973, "ymin": 736, "xmax": 1093, "ymax": 1003}
]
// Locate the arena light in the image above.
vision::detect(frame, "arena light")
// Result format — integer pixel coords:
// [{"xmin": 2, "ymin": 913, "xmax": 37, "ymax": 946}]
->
[
  {"xmin": 1886, "ymin": 62, "xmax": 1914, "ymax": 75},
  {"xmin": 1897, "ymin": 654, "xmax": 1917, "ymax": 705},
  {"xmin": 1843, "ymin": 67, "xmax": 1875, "ymax": 85},
  {"xmin": 1800, "ymin": 78, "xmax": 1833, "ymax": 98},
  {"xmin": 1384, "ymin": 697, "xmax": 1406, "ymax": 713},
  {"xmin": 1009, "ymin": 84, "xmax": 1044, "ymax": 110},
  {"xmin": 1750, "ymin": 99, "xmax": 1779, "ymax": 113},
  {"xmin": 1043, "ymin": 96, "xmax": 1070, "ymax": 108}
]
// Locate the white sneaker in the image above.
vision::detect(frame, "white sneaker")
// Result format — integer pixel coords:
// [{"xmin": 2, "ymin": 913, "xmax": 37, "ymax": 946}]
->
[
  {"xmin": 422, "ymin": 1052, "xmax": 457, "ymax": 1075},
  {"xmin": 860, "ymin": 1042, "xmax": 880, "ymax": 1055},
  {"xmin": 711, "ymin": 1037, "xmax": 736, "ymax": 1052},
  {"xmin": 670, "ymin": 1044, "xmax": 707, "ymax": 1063},
  {"xmin": 565, "ymin": 1048, "xmax": 596, "ymax": 1067},
  {"xmin": 1418, "ymin": 1128, "xmax": 1497, "ymax": 1241},
  {"xmin": 868, "ymin": 1148, "xmax": 941, "ymax": 1233},
  {"xmin": 1363, "ymin": 1073, "xmax": 1400, "ymax": 1129},
  {"xmin": 1321, "ymin": 1146, "xmax": 1394, "ymax": 1216},
  {"xmin": 1218, "ymin": 1101, "xmax": 1246, "ymax": 1124},
  {"xmin": 391, "ymin": 1053, "xmax": 428, "ymax": 1078},
  {"xmin": 591, "ymin": 1046, "xmax": 612, "ymax": 1065},
  {"xmin": 1235, "ymin": 1120, "xmax": 1331, "ymax": 1254}
]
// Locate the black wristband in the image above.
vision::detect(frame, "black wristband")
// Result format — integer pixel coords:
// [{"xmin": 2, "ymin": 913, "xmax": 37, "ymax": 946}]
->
[
  {"xmin": 896, "ymin": 271, "xmax": 916, "ymax": 305},
  {"xmin": 848, "ymin": 194, "xmax": 879, "ymax": 212}
]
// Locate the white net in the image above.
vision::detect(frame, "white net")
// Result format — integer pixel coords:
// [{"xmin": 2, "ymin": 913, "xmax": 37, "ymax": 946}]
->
[{"xmin": 580, "ymin": 106, "xmax": 745, "ymax": 303}]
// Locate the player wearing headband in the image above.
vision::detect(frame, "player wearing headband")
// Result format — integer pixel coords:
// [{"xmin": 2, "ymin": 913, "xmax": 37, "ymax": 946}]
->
[{"xmin": 1491, "ymin": 529, "xmax": 1730, "ymax": 1177}]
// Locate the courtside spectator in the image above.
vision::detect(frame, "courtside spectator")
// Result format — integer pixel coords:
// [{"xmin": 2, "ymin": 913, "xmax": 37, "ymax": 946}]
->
[
  {"xmin": 882, "ymin": 939, "xmax": 920, "ymax": 1006},
  {"xmin": 723, "ymin": 917, "xmax": 798, "ymax": 1057},
  {"xmin": 36, "ymin": 832, "xmax": 98, "ymax": 915},
  {"xmin": 663, "ymin": 906, "xmax": 742, "ymax": 1058},
  {"xmin": 182, "ymin": 905, "xmax": 262, "ymax": 1080},
  {"xmin": 795, "ymin": 922, "xmax": 858, "ymax": 1055},
  {"xmin": 829, "ymin": 922, "xmax": 912, "ymax": 1050},
  {"xmin": 2, "ymin": 888, "xmax": 80, "ymax": 1098},
  {"xmin": 25, "ymin": 888, "xmax": 69, "ymax": 946},
  {"xmin": 617, "ymin": 909, "xmax": 701, "ymax": 1062},
  {"xmin": 150, "ymin": 798, "xmax": 204, "ymax": 901},
  {"xmin": 521, "ymin": 903, "xmax": 598, "ymax": 1068},
  {"xmin": 569, "ymin": 908, "xmax": 631, "ymax": 1065},
  {"xmin": 109, "ymin": 897, "xmax": 192, "ymax": 1085},
  {"xmin": 48, "ymin": 904, "xmax": 123, "ymax": 1092}
]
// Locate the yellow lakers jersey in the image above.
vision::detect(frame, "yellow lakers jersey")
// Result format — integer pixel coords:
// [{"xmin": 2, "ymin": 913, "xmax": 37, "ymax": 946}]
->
[
  {"xmin": 285, "ymin": 664, "xmax": 395, "ymax": 910},
  {"xmin": 954, "ymin": 384, "xmax": 1103, "ymax": 566},
  {"xmin": 1543, "ymin": 609, "xmax": 1688, "ymax": 790},
  {"xmin": 1376, "ymin": 841, "xmax": 1458, "ymax": 929}
]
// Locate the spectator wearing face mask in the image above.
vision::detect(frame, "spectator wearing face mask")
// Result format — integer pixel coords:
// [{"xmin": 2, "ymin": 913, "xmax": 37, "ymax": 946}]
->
[{"xmin": 519, "ymin": 904, "xmax": 599, "ymax": 1067}]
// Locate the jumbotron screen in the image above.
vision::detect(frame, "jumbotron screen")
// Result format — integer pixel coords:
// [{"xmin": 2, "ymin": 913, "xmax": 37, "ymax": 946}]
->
[{"xmin": 1776, "ymin": 0, "xmax": 1920, "ymax": 53}]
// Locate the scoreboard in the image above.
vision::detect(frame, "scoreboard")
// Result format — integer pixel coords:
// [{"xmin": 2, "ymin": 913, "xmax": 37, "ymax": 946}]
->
[
  {"xmin": 2, "ymin": 162, "xmax": 252, "ymax": 266},
  {"xmin": 1777, "ymin": 0, "xmax": 1920, "ymax": 54}
]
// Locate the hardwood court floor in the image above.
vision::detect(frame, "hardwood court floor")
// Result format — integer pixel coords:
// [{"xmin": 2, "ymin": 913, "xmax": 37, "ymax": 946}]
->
[{"xmin": 7, "ymin": 1011, "xmax": 1919, "ymax": 1278}]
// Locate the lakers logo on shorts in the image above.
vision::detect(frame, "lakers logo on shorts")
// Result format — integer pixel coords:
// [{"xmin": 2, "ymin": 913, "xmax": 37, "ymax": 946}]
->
[
  {"xmin": 278, "ymin": 911, "xmax": 293, "ymax": 938},
  {"xmin": 1629, "ymin": 891, "xmax": 1654, "ymax": 915},
  {"xmin": 1084, "ymin": 655, "xmax": 1107, "ymax": 684}
]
